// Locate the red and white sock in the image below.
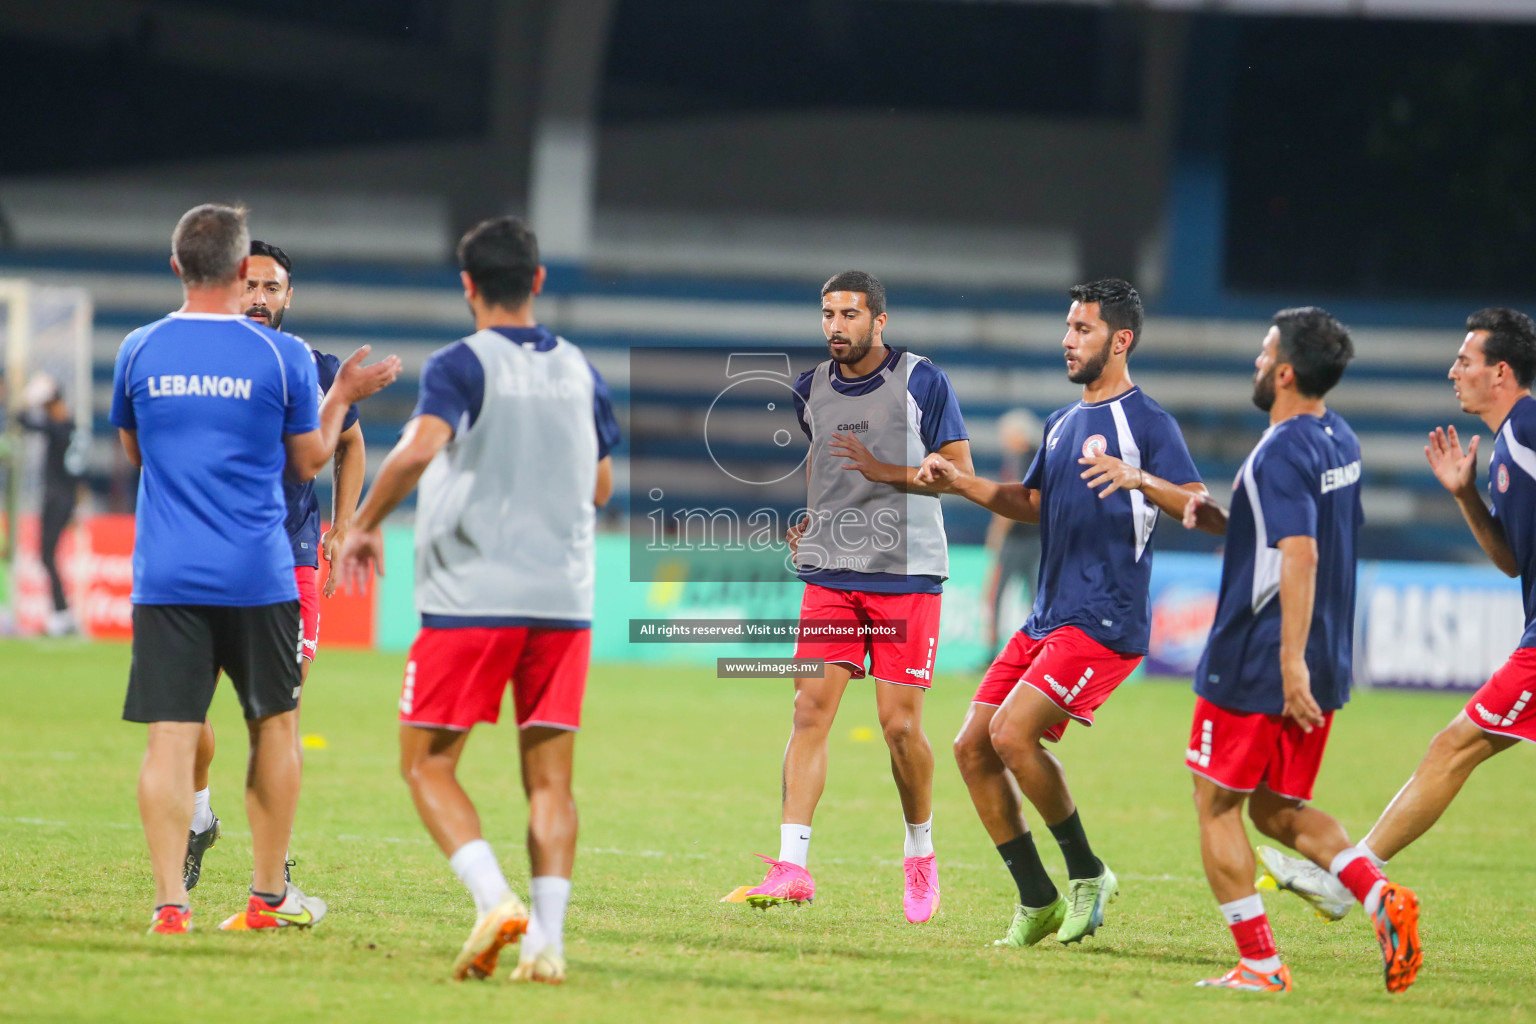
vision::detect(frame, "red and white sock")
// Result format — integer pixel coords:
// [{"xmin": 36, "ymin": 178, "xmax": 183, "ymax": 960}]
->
[
  {"xmin": 1331, "ymin": 847, "xmax": 1388, "ymax": 915},
  {"xmin": 1220, "ymin": 893, "xmax": 1280, "ymax": 973}
]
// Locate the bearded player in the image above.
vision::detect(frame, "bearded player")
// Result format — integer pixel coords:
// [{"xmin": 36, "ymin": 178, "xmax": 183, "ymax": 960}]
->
[
  {"xmin": 918, "ymin": 279, "xmax": 1211, "ymax": 947},
  {"xmin": 741, "ymin": 271, "xmax": 971, "ymax": 923},
  {"xmin": 182, "ymin": 240, "xmax": 371, "ymax": 897},
  {"xmin": 1175, "ymin": 308, "xmax": 1419, "ymax": 994},
  {"xmin": 1257, "ymin": 308, "xmax": 1536, "ymax": 983}
]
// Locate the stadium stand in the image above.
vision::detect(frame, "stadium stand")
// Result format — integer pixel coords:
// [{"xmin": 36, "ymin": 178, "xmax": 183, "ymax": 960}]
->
[{"xmin": 0, "ymin": 242, "xmax": 1475, "ymax": 564}]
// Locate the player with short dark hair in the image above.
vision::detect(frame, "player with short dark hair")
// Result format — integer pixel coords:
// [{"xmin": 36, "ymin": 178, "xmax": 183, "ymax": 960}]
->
[
  {"xmin": 337, "ymin": 215, "xmax": 620, "ymax": 984},
  {"xmin": 113, "ymin": 203, "xmax": 399, "ymax": 935},
  {"xmin": 1263, "ymin": 306, "xmax": 1536, "ymax": 985},
  {"xmin": 181, "ymin": 239, "xmax": 375, "ymax": 896},
  {"xmin": 1176, "ymin": 307, "xmax": 1419, "ymax": 995},
  {"xmin": 918, "ymin": 279, "xmax": 1211, "ymax": 948},
  {"xmin": 740, "ymin": 271, "xmax": 971, "ymax": 923}
]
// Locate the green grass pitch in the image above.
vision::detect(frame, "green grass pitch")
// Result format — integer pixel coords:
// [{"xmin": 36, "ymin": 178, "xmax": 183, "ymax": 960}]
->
[{"xmin": 2, "ymin": 639, "xmax": 1533, "ymax": 1022}]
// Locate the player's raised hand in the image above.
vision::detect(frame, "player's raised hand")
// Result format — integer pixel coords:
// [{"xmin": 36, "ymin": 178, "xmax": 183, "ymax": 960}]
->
[
  {"xmin": 915, "ymin": 452, "xmax": 958, "ymax": 490},
  {"xmin": 829, "ymin": 431, "xmax": 887, "ymax": 481},
  {"xmin": 336, "ymin": 526, "xmax": 385, "ymax": 592},
  {"xmin": 1280, "ymin": 657, "xmax": 1325, "ymax": 733},
  {"xmin": 335, "ymin": 345, "xmax": 404, "ymax": 403},
  {"xmin": 1079, "ymin": 452, "xmax": 1146, "ymax": 498},
  {"xmin": 1425, "ymin": 425, "xmax": 1479, "ymax": 497}
]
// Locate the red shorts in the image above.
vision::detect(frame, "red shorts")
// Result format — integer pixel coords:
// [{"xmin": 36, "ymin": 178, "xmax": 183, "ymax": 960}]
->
[
  {"xmin": 791, "ymin": 584, "xmax": 942, "ymax": 687},
  {"xmin": 1465, "ymin": 647, "xmax": 1536, "ymax": 743},
  {"xmin": 973, "ymin": 626, "xmax": 1142, "ymax": 742},
  {"xmin": 1185, "ymin": 695, "xmax": 1334, "ymax": 802},
  {"xmin": 295, "ymin": 565, "xmax": 320, "ymax": 661},
  {"xmin": 400, "ymin": 627, "xmax": 590, "ymax": 732}
]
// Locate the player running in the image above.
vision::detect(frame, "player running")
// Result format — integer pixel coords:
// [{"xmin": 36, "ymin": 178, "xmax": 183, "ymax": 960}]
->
[
  {"xmin": 182, "ymin": 240, "xmax": 372, "ymax": 898},
  {"xmin": 337, "ymin": 216, "xmax": 619, "ymax": 984},
  {"xmin": 1259, "ymin": 308, "xmax": 1536, "ymax": 980},
  {"xmin": 741, "ymin": 271, "xmax": 971, "ymax": 923},
  {"xmin": 1175, "ymin": 308, "xmax": 1419, "ymax": 995},
  {"xmin": 918, "ymin": 279, "xmax": 1210, "ymax": 947},
  {"xmin": 114, "ymin": 204, "xmax": 398, "ymax": 934}
]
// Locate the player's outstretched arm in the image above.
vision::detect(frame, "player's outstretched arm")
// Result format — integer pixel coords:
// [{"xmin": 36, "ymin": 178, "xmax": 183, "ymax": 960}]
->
[
  {"xmin": 1427, "ymin": 425, "xmax": 1518, "ymax": 576},
  {"xmin": 336, "ymin": 414, "xmax": 453, "ymax": 588},
  {"xmin": 830, "ymin": 434, "xmax": 974, "ymax": 494},
  {"xmin": 1181, "ymin": 491, "xmax": 1228, "ymax": 535},
  {"xmin": 1078, "ymin": 452, "xmax": 1218, "ymax": 533},
  {"xmin": 917, "ymin": 452, "xmax": 1041, "ymax": 523}
]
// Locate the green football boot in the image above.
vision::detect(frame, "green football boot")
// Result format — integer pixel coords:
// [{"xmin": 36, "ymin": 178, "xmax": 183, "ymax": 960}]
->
[
  {"xmin": 1057, "ymin": 864, "xmax": 1117, "ymax": 944},
  {"xmin": 993, "ymin": 894, "xmax": 1068, "ymax": 947}
]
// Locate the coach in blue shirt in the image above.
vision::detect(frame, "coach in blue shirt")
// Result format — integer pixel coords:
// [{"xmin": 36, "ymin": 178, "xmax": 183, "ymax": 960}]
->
[{"xmin": 112, "ymin": 203, "xmax": 399, "ymax": 934}]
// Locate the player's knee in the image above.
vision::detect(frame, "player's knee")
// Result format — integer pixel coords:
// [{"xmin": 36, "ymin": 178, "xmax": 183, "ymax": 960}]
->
[
  {"xmin": 952, "ymin": 729, "xmax": 989, "ymax": 778},
  {"xmin": 987, "ymin": 712, "xmax": 1028, "ymax": 762},
  {"xmin": 399, "ymin": 751, "xmax": 441, "ymax": 789},
  {"xmin": 791, "ymin": 695, "xmax": 836, "ymax": 733},
  {"xmin": 881, "ymin": 714, "xmax": 917, "ymax": 750}
]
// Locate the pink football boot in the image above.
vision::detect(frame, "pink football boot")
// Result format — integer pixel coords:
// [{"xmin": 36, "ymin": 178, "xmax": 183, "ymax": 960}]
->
[
  {"xmin": 744, "ymin": 853, "xmax": 816, "ymax": 908},
  {"xmin": 903, "ymin": 854, "xmax": 940, "ymax": 923}
]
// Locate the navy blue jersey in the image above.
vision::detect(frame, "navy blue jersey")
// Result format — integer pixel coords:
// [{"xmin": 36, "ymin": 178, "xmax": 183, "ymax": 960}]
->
[
  {"xmin": 110, "ymin": 313, "xmax": 319, "ymax": 605},
  {"xmin": 1489, "ymin": 396, "xmax": 1536, "ymax": 649},
  {"xmin": 790, "ymin": 346, "xmax": 968, "ymax": 594},
  {"xmin": 1195, "ymin": 410, "xmax": 1363, "ymax": 714},
  {"xmin": 283, "ymin": 348, "xmax": 359, "ymax": 568},
  {"xmin": 411, "ymin": 325, "xmax": 621, "ymax": 457},
  {"xmin": 1021, "ymin": 387, "xmax": 1200, "ymax": 653}
]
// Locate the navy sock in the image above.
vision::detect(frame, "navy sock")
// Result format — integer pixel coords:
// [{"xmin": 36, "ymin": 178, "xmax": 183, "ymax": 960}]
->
[
  {"xmin": 252, "ymin": 889, "xmax": 285, "ymax": 906},
  {"xmin": 996, "ymin": 832, "xmax": 1059, "ymax": 908},
  {"xmin": 1047, "ymin": 810, "xmax": 1103, "ymax": 880}
]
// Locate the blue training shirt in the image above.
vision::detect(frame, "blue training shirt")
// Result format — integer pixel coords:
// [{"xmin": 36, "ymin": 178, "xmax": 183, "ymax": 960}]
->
[
  {"xmin": 1195, "ymin": 410, "xmax": 1363, "ymax": 714},
  {"xmin": 1488, "ymin": 395, "xmax": 1536, "ymax": 649},
  {"xmin": 283, "ymin": 348, "xmax": 360, "ymax": 568},
  {"xmin": 110, "ymin": 312, "xmax": 320, "ymax": 606},
  {"xmin": 411, "ymin": 325, "xmax": 621, "ymax": 457},
  {"xmin": 790, "ymin": 346, "xmax": 969, "ymax": 594},
  {"xmin": 1022, "ymin": 387, "xmax": 1200, "ymax": 653}
]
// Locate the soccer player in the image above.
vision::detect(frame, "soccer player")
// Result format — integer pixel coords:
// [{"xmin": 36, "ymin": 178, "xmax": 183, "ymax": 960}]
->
[
  {"xmin": 1260, "ymin": 308, "xmax": 1536, "ymax": 980},
  {"xmin": 181, "ymin": 240, "xmax": 371, "ymax": 894},
  {"xmin": 917, "ymin": 279, "xmax": 1209, "ymax": 946},
  {"xmin": 1174, "ymin": 308, "xmax": 1419, "ymax": 995},
  {"xmin": 336, "ymin": 216, "xmax": 619, "ymax": 983},
  {"xmin": 113, "ymin": 203, "xmax": 399, "ymax": 934},
  {"xmin": 742, "ymin": 271, "xmax": 971, "ymax": 924}
]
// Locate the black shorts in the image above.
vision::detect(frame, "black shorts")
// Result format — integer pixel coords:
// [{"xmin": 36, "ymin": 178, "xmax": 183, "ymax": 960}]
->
[{"xmin": 123, "ymin": 602, "xmax": 303, "ymax": 723}]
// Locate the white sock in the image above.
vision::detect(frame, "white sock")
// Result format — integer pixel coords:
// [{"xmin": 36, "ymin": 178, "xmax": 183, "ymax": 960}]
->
[
  {"xmin": 1218, "ymin": 893, "xmax": 1266, "ymax": 926},
  {"xmin": 191, "ymin": 788, "xmax": 213, "ymax": 833},
  {"xmin": 448, "ymin": 839, "xmax": 513, "ymax": 915},
  {"xmin": 779, "ymin": 824, "xmax": 812, "ymax": 867},
  {"xmin": 525, "ymin": 875, "xmax": 572, "ymax": 958},
  {"xmin": 1363, "ymin": 879, "xmax": 1387, "ymax": 917},
  {"xmin": 903, "ymin": 816, "xmax": 934, "ymax": 858},
  {"xmin": 1241, "ymin": 954, "xmax": 1283, "ymax": 974},
  {"xmin": 1358, "ymin": 839, "xmax": 1388, "ymax": 869}
]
